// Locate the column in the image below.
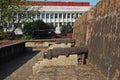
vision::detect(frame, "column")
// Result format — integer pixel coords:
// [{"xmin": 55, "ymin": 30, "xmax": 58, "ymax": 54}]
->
[
  {"xmin": 16, "ymin": 13, "xmax": 19, "ymax": 22},
  {"xmin": 58, "ymin": 13, "xmax": 59, "ymax": 27},
  {"xmin": 40, "ymin": 13, "xmax": 42, "ymax": 20},
  {"xmin": 66, "ymin": 13, "xmax": 68, "ymax": 25},
  {"xmin": 45, "ymin": 13, "xmax": 46, "ymax": 23},
  {"xmin": 49, "ymin": 13, "xmax": 51, "ymax": 23},
  {"xmin": 73, "ymin": 13, "xmax": 76, "ymax": 22},
  {"xmin": 12, "ymin": 24, "xmax": 14, "ymax": 32},
  {"xmin": 70, "ymin": 13, "xmax": 72, "ymax": 26},
  {"xmin": 62, "ymin": 13, "xmax": 64, "ymax": 25},
  {"xmin": 7, "ymin": 22, "xmax": 9, "ymax": 31},
  {"xmin": 53, "ymin": 13, "xmax": 55, "ymax": 27}
]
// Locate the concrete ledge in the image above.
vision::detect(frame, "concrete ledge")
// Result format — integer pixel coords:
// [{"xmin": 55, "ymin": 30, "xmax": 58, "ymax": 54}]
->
[{"xmin": 25, "ymin": 39, "xmax": 75, "ymax": 51}]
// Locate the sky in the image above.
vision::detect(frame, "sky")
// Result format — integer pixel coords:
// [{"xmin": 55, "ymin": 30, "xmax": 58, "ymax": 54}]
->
[{"xmin": 27, "ymin": 0, "xmax": 100, "ymax": 5}]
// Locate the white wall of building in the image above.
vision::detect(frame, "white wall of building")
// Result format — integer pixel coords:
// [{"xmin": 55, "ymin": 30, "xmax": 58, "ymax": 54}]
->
[
  {"xmin": 7, "ymin": 5, "xmax": 91, "ymax": 35},
  {"xmin": 28, "ymin": 5, "xmax": 91, "ymax": 28}
]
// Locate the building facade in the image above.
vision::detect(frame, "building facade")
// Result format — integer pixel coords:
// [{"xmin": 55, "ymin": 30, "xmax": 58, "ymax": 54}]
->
[
  {"xmin": 6, "ymin": 1, "xmax": 91, "ymax": 34},
  {"xmin": 28, "ymin": 2, "xmax": 91, "ymax": 27}
]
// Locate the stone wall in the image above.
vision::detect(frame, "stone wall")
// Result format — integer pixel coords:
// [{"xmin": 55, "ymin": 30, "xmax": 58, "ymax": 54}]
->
[
  {"xmin": 25, "ymin": 39, "xmax": 75, "ymax": 51},
  {"xmin": 0, "ymin": 41, "xmax": 25, "ymax": 63},
  {"xmin": 73, "ymin": 0, "xmax": 120, "ymax": 80}
]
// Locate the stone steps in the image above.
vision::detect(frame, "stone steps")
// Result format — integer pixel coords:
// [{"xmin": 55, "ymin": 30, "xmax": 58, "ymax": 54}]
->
[{"xmin": 32, "ymin": 55, "xmax": 78, "ymax": 74}]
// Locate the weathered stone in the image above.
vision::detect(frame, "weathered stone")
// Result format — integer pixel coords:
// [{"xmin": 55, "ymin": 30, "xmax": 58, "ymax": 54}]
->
[
  {"xmin": 29, "ymin": 65, "xmax": 106, "ymax": 80},
  {"xmin": 73, "ymin": 0, "xmax": 120, "ymax": 80},
  {"xmin": 32, "ymin": 55, "xmax": 78, "ymax": 74}
]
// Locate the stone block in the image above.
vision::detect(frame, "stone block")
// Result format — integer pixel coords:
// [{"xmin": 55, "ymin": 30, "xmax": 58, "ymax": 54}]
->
[{"xmin": 32, "ymin": 55, "xmax": 77, "ymax": 74}]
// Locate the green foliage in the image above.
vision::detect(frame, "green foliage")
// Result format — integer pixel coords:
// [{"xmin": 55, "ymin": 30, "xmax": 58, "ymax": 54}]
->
[
  {"xmin": 22, "ymin": 20, "xmax": 55, "ymax": 39},
  {"xmin": 61, "ymin": 22, "xmax": 73, "ymax": 35},
  {"xmin": 0, "ymin": 30, "xmax": 18, "ymax": 40},
  {"xmin": 21, "ymin": 34, "xmax": 32, "ymax": 40},
  {"xmin": 0, "ymin": 26, "xmax": 4, "ymax": 39},
  {"xmin": 3, "ymin": 32, "xmax": 15, "ymax": 40},
  {"xmin": 0, "ymin": 31, "xmax": 4, "ymax": 40},
  {"xmin": 0, "ymin": 0, "xmax": 21, "ymax": 24},
  {"xmin": 0, "ymin": 0, "xmax": 41, "ymax": 33}
]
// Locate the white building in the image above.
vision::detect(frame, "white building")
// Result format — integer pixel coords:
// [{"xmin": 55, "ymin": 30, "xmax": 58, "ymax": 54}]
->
[
  {"xmin": 29, "ymin": 2, "xmax": 91, "ymax": 26},
  {"xmin": 8, "ymin": 1, "xmax": 92, "ymax": 34}
]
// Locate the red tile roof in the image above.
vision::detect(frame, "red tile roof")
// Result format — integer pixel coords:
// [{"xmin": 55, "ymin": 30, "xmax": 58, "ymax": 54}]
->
[{"xmin": 20, "ymin": 2, "xmax": 90, "ymax": 6}]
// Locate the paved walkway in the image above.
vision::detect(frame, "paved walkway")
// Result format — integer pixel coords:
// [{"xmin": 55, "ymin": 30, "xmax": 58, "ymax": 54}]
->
[
  {"xmin": 0, "ymin": 51, "xmax": 43, "ymax": 80},
  {"xmin": 0, "ymin": 51, "xmax": 106, "ymax": 80},
  {"xmin": 28, "ymin": 65, "xmax": 106, "ymax": 80}
]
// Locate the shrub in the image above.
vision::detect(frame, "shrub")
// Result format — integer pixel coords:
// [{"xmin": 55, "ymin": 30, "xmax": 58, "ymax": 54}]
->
[
  {"xmin": 3, "ymin": 32, "xmax": 15, "ymax": 40},
  {"xmin": 21, "ymin": 34, "xmax": 32, "ymax": 40},
  {"xmin": 22, "ymin": 20, "xmax": 55, "ymax": 39},
  {"xmin": 61, "ymin": 22, "xmax": 73, "ymax": 35}
]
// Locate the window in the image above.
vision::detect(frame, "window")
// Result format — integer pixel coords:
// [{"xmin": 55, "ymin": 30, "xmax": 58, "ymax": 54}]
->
[
  {"xmin": 67, "ymin": 13, "xmax": 70, "ymax": 18},
  {"xmin": 59, "ymin": 22, "xmax": 62, "ymax": 26},
  {"xmin": 37, "ymin": 14, "xmax": 40, "ymax": 19},
  {"xmin": 32, "ymin": 14, "xmax": 36, "ymax": 19},
  {"xmin": 18, "ymin": 13, "xmax": 22, "ymax": 18},
  {"xmin": 76, "ymin": 13, "xmax": 78, "ymax": 18},
  {"xmin": 59, "ymin": 13, "xmax": 62, "ymax": 18},
  {"xmin": 63, "ymin": 13, "xmax": 66, "ymax": 18},
  {"xmin": 46, "ymin": 13, "xmax": 49, "ymax": 19},
  {"xmin": 51, "ymin": 13, "xmax": 53, "ymax": 18},
  {"xmin": 55, "ymin": 13, "xmax": 57, "ymax": 18},
  {"xmin": 71, "ymin": 13, "xmax": 74, "ymax": 18},
  {"xmin": 42, "ymin": 13, "xmax": 45, "ymax": 18},
  {"xmin": 39, "ymin": 13, "xmax": 41, "ymax": 19},
  {"xmin": 80, "ymin": 13, "xmax": 82, "ymax": 16}
]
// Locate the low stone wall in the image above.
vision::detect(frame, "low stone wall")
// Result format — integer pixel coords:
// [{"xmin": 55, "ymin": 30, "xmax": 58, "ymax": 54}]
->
[
  {"xmin": 73, "ymin": 0, "xmax": 120, "ymax": 80},
  {"xmin": 25, "ymin": 39, "xmax": 75, "ymax": 51},
  {"xmin": 25, "ymin": 40, "xmax": 55, "ymax": 49},
  {"xmin": 0, "ymin": 41, "xmax": 25, "ymax": 63}
]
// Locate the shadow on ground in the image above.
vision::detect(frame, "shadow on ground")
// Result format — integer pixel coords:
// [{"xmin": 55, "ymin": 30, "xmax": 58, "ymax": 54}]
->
[{"xmin": 0, "ymin": 50, "xmax": 40, "ymax": 80}]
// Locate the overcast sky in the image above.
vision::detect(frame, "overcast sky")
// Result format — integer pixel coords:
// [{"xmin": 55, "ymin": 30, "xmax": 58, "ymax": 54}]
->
[{"xmin": 26, "ymin": 0, "xmax": 100, "ymax": 5}]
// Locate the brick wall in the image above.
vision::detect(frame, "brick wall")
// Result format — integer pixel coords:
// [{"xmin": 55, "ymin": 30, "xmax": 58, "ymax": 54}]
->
[{"xmin": 73, "ymin": 0, "xmax": 120, "ymax": 80}]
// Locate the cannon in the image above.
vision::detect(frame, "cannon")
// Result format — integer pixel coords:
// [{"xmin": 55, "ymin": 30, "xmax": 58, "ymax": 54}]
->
[{"xmin": 44, "ymin": 46, "xmax": 88, "ymax": 59}]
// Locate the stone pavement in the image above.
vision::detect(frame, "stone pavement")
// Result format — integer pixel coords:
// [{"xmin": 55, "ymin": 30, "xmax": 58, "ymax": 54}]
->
[
  {"xmin": 0, "ymin": 50, "xmax": 106, "ymax": 80},
  {"xmin": 28, "ymin": 65, "xmax": 106, "ymax": 80},
  {"xmin": 1, "ymin": 51, "xmax": 43, "ymax": 80}
]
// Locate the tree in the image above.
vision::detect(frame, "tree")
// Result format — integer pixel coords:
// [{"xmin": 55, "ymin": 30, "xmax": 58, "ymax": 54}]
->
[
  {"xmin": 0, "ymin": 0, "xmax": 20, "ymax": 31},
  {"xmin": 61, "ymin": 22, "xmax": 73, "ymax": 35},
  {"xmin": 0, "ymin": 25, "xmax": 3, "ymax": 39},
  {"xmin": 22, "ymin": 20, "xmax": 55, "ymax": 39},
  {"xmin": 0, "ymin": 0, "xmax": 41, "ymax": 33}
]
